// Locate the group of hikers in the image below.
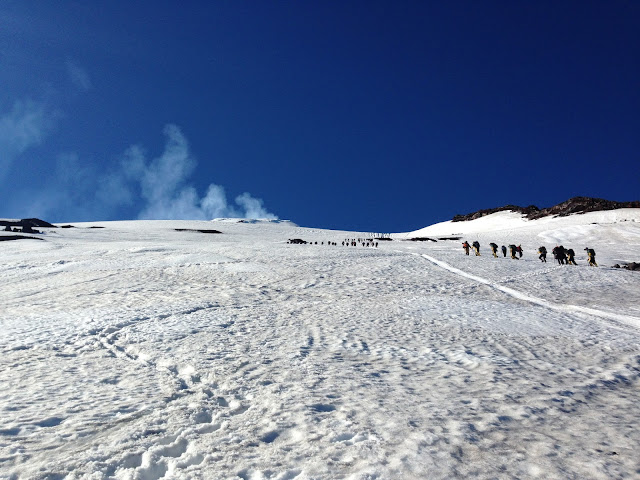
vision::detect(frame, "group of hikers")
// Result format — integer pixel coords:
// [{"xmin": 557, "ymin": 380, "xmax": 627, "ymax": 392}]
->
[
  {"xmin": 304, "ymin": 238, "xmax": 382, "ymax": 247},
  {"xmin": 343, "ymin": 238, "xmax": 379, "ymax": 247},
  {"xmin": 288, "ymin": 238, "xmax": 379, "ymax": 248},
  {"xmin": 462, "ymin": 241, "xmax": 598, "ymax": 266},
  {"xmin": 541, "ymin": 245, "xmax": 598, "ymax": 266}
]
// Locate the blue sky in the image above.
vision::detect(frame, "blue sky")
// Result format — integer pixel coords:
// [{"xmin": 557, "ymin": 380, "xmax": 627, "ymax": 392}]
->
[{"xmin": 1, "ymin": 1, "xmax": 638, "ymax": 232}]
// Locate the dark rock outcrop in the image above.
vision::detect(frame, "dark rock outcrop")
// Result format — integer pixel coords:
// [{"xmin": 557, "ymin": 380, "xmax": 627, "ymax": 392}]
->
[
  {"xmin": 527, "ymin": 197, "xmax": 640, "ymax": 220},
  {"xmin": 175, "ymin": 229, "xmax": 221, "ymax": 234},
  {"xmin": 452, "ymin": 197, "xmax": 640, "ymax": 222},
  {"xmin": 0, "ymin": 218, "xmax": 57, "ymax": 229},
  {"xmin": 614, "ymin": 262, "xmax": 640, "ymax": 271},
  {"xmin": 452, "ymin": 205, "xmax": 540, "ymax": 222},
  {"xmin": 0, "ymin": 235, "xmax": 45, "ymax": 242}
]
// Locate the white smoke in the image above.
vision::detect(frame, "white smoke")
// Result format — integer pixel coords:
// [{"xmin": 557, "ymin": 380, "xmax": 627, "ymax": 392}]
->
[
  {"xmin": 106, "ymin": 124, "xmax": 278, "ymax": 221},
  {"xmin": 0, "ymin": 99, "xmax": 57, "ymax": 181},
  {"xmin": 235, "ymin": 192, "xmax": 275, "ymax": 219},
  {"xmin": 3, "ymin": 123, "xmax": 278, "ymax": 222}
]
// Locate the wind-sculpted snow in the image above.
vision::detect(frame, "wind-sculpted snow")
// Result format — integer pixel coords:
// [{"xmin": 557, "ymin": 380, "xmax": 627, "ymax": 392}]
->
[{"xmin": 1, "ymin": 214, "xmax": 640, "ymax": 479}]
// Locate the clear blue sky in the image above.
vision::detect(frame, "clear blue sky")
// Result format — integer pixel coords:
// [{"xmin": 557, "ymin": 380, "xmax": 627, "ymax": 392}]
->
[{"xmin": 1, "ymin": 1, "xmax": 638, "ymax": 232}]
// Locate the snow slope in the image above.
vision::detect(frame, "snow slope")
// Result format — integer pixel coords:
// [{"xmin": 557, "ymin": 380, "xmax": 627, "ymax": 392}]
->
[{"xmin": 1, "ymin": 211, "xmax": 640, "ymax": 479}]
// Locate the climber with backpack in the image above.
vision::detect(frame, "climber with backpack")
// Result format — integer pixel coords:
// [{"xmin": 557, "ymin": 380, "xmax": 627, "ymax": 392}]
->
[{"xmin": 538, "ymin": 246, "xmax": 547, "ymax": 262}]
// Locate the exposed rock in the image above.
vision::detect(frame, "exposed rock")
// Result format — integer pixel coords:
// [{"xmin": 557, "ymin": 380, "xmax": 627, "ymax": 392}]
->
[
  {"xmin": 0, "ymin": 218, "xmax": 57, "ymax": 229},
  {"xmin": 175, "ymin": 229, "xmax": 221, "ymax": 234},
  {"xmin": 613, "ymin": 263, "xmax": 640, "ymax": 271},
  {"xmin": 527, "ymin": 197, "xmax": 640, "ymax": 220},
  {"xmin": 452, "ymin": 205, "xmax": 540, "ymax": 222},
  {"xmin": 22, "ymin": 218, "xmax": 57, "ymax": 228},
  {"xmin": 0, "ymin": 235, "xmax": 45, "ymax": 242},
  {"xmin": 452, "ymin": 197, "xmax": 640, "ymax": 222}
]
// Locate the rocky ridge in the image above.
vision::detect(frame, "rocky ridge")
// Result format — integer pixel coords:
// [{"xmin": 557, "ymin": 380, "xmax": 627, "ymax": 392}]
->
[{"xmin": 452, "ymin": 197, "xmax": 640, "ymax": 222}]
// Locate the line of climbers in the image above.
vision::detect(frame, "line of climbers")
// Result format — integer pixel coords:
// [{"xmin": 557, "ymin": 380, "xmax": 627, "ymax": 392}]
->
[
  {"xmin": 287, "ymin": 239, "xmax": 379, "ymax": 247},
  {"xmin": 462, "ymin": 241, "xmax": 597, "ymax": 266},
  {"xmin": 343, "ymin": 238, "xmax": 379, "ymax": 247},
  {"xmin": 542, "ymin": 245, "xmax": 597, "ymax": 266}
]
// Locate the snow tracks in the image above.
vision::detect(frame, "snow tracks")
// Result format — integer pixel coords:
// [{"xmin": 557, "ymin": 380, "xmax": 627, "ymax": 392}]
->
[{"xmin": 414, "ymin": 252, "xmax": 640, "ymax": 329}]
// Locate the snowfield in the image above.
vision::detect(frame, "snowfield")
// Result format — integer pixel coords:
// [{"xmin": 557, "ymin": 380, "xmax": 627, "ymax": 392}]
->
[{"xmin": 1, "ymin": 210, "xmax": 640, "ymax": 479}]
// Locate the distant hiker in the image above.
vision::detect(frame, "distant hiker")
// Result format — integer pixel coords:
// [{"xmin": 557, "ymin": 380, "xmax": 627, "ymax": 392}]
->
[
  {"xmin": 538, "ymin": 246, "xmax": 547, "ymax": 262},
  {"xmin": 462, "ymin": 241, "xmax": 471, "ymax": 255},
  {"xmin": 552, "ymin": 245, "xmax": 566, "ymax": 265},
  {"xmin": 509, "ymin": 244, "xmax": 519, "ymax": 259},
  {"xmin": 516, "ymin": 245, "xmax": 523, "ymax": 258},
  {"xmin": 472, "ymin": 241, "xmax": 481, "ymax": 256},
  {"xmin": 501, "ymin": 245, "xmax": 507, "ymax": 257},
  {"xmin": 566, "ymin": 248, "xmax": 577, "ymax": 265},
  {"xmin": 489, "ymin": 242, "xmax": 498, "ymax": 258},
  {"xmin": 585, "ymin": 247, "xmax": 597, "ymax": 266}
]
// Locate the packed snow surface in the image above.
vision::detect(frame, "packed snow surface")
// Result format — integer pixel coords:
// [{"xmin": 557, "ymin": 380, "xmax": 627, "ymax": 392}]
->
[{"xmin": 2, "ymin": 210, "xmax": 640, "ymax": 479}]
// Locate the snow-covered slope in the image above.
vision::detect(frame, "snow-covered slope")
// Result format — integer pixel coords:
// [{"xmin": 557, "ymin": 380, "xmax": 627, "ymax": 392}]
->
[
  {"xmin": 399, "ymin": 209, "xmax": 640, "ymax": 267},
  {"xmin": 1, "ymin": 212, "xmax": 640, "ymax": 479}
]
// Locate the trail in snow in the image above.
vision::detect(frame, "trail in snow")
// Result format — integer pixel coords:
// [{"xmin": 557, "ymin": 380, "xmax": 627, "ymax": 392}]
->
[{"xmin": 413, "ymin": 252, "xmax": 640, "ymax": 329}]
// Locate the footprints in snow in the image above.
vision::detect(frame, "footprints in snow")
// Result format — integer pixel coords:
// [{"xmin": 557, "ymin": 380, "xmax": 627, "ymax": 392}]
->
[
  {"xmin": 110, "ymin": 434, "xmax": 204, "ymax": 480},
  {"xmin": 110, "ymin": 388, "xmax": 250, "ymax": 478},
  {"xmin": 310, "ymin": 403, "xmax": 336, "ymax": 413},
  {"xmin": 497, "ymin": 265, "xmax": 564, "ymax": 284},
  {"xmin": 440, "ymin": 348, "xmax": 486, "ymax": 372},
  {"xmin": 84, "ymin": 314, "xmax": 268, "ymax": 478},
  {"xmin": 299, "ymin": 335, "xmax": 314, "ymax": 358}
]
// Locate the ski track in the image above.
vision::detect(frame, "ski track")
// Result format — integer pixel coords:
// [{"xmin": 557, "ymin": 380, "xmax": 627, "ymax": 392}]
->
[
  {"xmin": 412, "ymin": 252, "xmax": 640, "ymax": 329},
  {"xmin": 1, "ymin": 219, "xmax": 640, "ymax": 479}
]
